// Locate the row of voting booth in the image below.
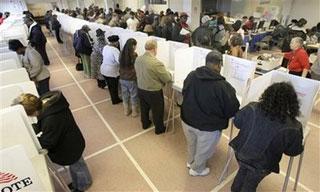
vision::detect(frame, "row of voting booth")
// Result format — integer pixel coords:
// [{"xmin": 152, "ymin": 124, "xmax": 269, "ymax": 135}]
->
[
  {"xmin": 56, "ymin": 12, "xmax": 319, "ymax": 191},
  {"xmin": 0, "ymin": 11, "xmax": 318, "ymax": 191},
  {"xmin": 0, "ymin": 15, "xmax": 55, "ymax": 192}
]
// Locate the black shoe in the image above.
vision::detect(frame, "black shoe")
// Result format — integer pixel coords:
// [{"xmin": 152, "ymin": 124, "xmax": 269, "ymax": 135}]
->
[
  {"xmin": 142, "ymin": 120, "xmax": 152, "ymax": 129},
  {"xmin": 112, "ymin": 99, "xmax": 122, "ymax": 105},
  {"xmin": 155, "ymin": 128, "xmax": 166, "ymax": 135},
  {"xmin": 72, "ymin": 189, "xmax": 83, "ymax": 192},
  {"xmin": 68, "ymin": 183, "xmax": 74, "ymax": 190},
  {"xmin": 58, "ymin": 41, "xmax": 64, "ymax": 44}
]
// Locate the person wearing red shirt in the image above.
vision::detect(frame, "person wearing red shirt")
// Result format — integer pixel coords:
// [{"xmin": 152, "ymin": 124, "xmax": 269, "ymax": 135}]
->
[
  {"xmin": 0, "ymin": 12, "xmax": 4, "ymax": 25},
  {"xmin": 284, "ymin": 37, "xmax": 310, "ymax": 77}
]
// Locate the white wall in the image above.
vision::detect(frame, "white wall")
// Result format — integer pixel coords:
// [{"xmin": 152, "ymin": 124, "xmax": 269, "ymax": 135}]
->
[
  {"xmin": 27, "ymin": 3, "xmax": 53, "ymax": 16},
  {"xmin": 286, "ymin": 0, "xmax": 320, "ymax": 28},
  {"xmin": 0, "ymin": 0, "xmax": 27, "ymax": 13}
]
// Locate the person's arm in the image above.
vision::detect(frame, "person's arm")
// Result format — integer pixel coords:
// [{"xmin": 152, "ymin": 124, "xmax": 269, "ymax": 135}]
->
[
  {"xmin": 38, "ymin": 118, "xmax": 63, "ymax": 150},
  {"xmin": 154, "ymin": 61, "xmax": 172, "ymax": 84},
  {"xmin": 298, "ymin": 51, "xmax": 310, "ymax": 77},
  {"xmin": 283, "ymin": 51, "xmax": 293, "ymax": 60},
  {"xmin": 283, "ymin": 126, "xmax": 304, "ymax": 156},
  {"xmin": 113, "ymin": 48, "xmax": 120, "ymax": 65},
  {"xmin": 27, "ymin": 49, "xmax": 43, "ymax": 79},
  {"xmin": 221, "ymin": 83, "xmax": 240, "ymax": 119},
  {"xmin": 233, "ymin": 104, "xmax": 252, "ymax": 129}
]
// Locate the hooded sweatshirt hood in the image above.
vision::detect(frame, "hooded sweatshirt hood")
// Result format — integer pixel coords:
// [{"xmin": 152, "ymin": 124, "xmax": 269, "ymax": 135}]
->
[
  {"xmin": 194, "ymin": 66, "xmax": 225, "ymax": 81},
  {"xmin": 39, "ymin": 91, "xmax": 69, "ymax": 120}
]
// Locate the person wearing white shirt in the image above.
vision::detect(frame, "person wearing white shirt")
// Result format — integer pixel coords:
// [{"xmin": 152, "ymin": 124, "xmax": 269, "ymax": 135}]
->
[
  {"xmin": 126, "ymin": 12, "xmax": 139, "ymax": 31},
  {"xmin": 101, "ymin": 35, "xmax": 122, "ymax": 104}
]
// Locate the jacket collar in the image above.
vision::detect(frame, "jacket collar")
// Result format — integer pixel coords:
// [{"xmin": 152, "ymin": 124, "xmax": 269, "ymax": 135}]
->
[{"xmin": 28, "ymin": 22, "xmax": 37, "ymax": 37}]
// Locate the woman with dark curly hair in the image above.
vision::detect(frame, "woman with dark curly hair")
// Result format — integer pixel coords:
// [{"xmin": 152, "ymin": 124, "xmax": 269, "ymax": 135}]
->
[{"xmin": 229, "ymin": 82, "xmax": 304, "ymax": 192}]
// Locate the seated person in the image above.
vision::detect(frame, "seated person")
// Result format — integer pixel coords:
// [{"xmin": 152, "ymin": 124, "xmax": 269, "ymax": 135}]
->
[
  {"xmin": 284, "ymin": 37, "xmax": 310, "ymax": 77},
  {"xmin": 15, "ymin": 91, "xmax": 92, "ymax": 192},
  {"xmin": 230, "ymin": 82, "xmax": 304, "ymax": 192},
  {"xmin": 243, "ymin": 16, "xmax": 254, "ymax": 31},
  {"xmin": 227, "ymin": 33, "xmax": 244, "ymax": 58}
]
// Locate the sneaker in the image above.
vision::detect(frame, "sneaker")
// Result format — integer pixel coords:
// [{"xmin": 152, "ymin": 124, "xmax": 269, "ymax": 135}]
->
[
  {"xmin": 187, "ymin": 163, "xmax": 191, "ymax": 169},
  {"xmin": 189, "ymin": 168, "xmax": 210, "ymax": 176}
]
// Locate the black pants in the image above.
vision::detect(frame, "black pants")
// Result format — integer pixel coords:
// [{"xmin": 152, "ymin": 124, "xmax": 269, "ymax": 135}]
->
[
  {"xmin": 104, "ymin": 76, "xmax": 122, "ymax": 104},
  {"xmin": 37, "ymin": 77, "xmax": 50, "ymax": 96},
  {"xmin": 138, "ymin": 89, "xmax": 165, "ymax": 133},
  {"xmin": 55, "ymin": 28, "xmax": 63, "ymax": 43},
  {"xmin": 231, "ymin": 163, "xmax": 270, "ymax": 192},
  {"xmin": 35, "ymin": 43, "xmax": 50, "ymax": 65},
  {"xmin": 289, "ymin": 71, "xmax": 311, "ymax": 78}
]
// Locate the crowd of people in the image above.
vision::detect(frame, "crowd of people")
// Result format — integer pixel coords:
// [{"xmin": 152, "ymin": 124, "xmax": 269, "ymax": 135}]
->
[{"xmin": 3, "ymin": 4, "xmax": 320, "ymax": 191}]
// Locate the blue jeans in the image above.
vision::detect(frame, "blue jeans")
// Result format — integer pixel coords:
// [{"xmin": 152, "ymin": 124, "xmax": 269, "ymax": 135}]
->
[
  {"xmin": 69, "ymin": 157, "xmax": 92, "ymax": 191},
  {"xmin": 119, "ymin": 79, "xmax": 138, "ymax": 105}
]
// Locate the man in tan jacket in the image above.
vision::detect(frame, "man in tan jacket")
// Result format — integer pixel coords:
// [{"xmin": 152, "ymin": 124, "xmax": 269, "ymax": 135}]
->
[{"xmin": 134, "ymin": 39, "xmax": 172, "ymax": 135}]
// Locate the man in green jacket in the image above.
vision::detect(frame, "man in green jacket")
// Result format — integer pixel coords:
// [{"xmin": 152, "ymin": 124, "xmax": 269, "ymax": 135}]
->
[{"xmin": 134, "ymin": 39, "xmax": 172, "ymax": 135}]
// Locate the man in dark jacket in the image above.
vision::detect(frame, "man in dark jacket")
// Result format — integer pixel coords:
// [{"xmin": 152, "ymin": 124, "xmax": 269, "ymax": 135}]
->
[
  {"xmin": 181, "ymin": 50, "xmax": 240, "ymax": 176},
  {"xmin": 16, "ymin": 91, "xmax": 92, "ymax": 192},
  {"xmin": 51, "ymin": 14, "xmax": 63, "ymax": 44},
  {"xmin": 24, "ymin": 16, "xmax": 50, "ymax": 65}
]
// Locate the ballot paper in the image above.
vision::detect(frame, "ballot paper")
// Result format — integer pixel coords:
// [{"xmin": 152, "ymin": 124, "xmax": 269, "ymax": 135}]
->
[{"xmin": 180, "ymin": 28, "xmax": 191, "ymax": 35}]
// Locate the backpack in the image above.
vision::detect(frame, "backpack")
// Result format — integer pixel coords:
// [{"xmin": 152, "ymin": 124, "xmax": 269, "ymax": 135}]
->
[{"xmin": 73, "ymin": 30, "xmax": 82, "ymax": 53}]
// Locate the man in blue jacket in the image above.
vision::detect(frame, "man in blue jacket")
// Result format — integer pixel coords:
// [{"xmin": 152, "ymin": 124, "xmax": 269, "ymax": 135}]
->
[{"xmin": 181, "ymin": 50, "xmax": 240, "ymax": 176}]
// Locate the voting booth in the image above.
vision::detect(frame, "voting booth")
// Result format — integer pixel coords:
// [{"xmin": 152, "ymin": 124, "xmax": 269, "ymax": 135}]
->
[
  {"xmin": 156, "ymin": 40, "xmax": 189, "ymax": 72},
  {"xmin": 0, "ymin": 52, "xmax": 22, "ymax": 67},
  {"xmin": 0, "ymin": 81, "xmax": 38, "ymax": 109},
  {"xmin": 0, "ymin": 105, "xmax": 42, "ymax": 158},
  {"xmin": 222, "ymin": 54, "xmax": 257, "ymax": 103},
  {"xmin": 0, "ymin": 145, "xmax": 45, "ymax": 191},
  {"xmin": 219, "ymin": 70, "xmax": 320, "ymax": 190},
  {"xmin": 173, "ymin": 46, "xmax": 212, "ymax": 91},
  {"xmin": 0, "ymin": 58, "xmax": 21, "ymax": 71},
  {"xmin": 244, "ymin": 70, "xmax": 320, "ymax": 126},
  {"xmin": 0, "ymin": 68, "xmax": 30, "ymax": 86},
  {"xmin": 135, "ymin": 36, "xmax": 166, "ymax": 57},
  {"xmin": 119, "ymin": 31, "xmax": 148, "ymax": 50}
]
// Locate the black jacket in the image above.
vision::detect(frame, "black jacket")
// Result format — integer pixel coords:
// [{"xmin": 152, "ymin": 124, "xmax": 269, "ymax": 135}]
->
[
  {"xmin": 51, "ymin": 19, "xmax": 61, "ymax": 31},
  {"xmin": 37, "ymin": 91, "xmax": 85, "ymax": 165},
  {"xmin": 229, "ymin": 102, "xmax": 304, "ymax": 173},
  {"xmin": 181, "ymin": 66, "xmax": 240, "ymax": 131},
  {"xmin": 74, "ymin": 30, "xmax": 93, "ymax": 55},
  {"xmin": 171, "ymin": 23, "xmax": 184, "ymax": 42},
  {"xmin": 28, "ymin": 24, "xmax": 47, "ymax": 47}
]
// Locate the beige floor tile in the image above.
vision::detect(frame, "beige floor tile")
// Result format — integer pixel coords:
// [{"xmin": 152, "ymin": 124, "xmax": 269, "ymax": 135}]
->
[
  {"xmin": 123, "ymin": 120, "xmax": 238, "ymax": 191},
  {"xmin": 56, "ymin": 84, "xmax": 90, "ymax": 110},
  {"xmin": 86, "ymin": 146, "xmax": 152, "ymax": 192},
  {"xmin": 73, "ymin": 107, "xmax": 117, "ymax": 157},
  {"xmin": 68, "ymin": 65, "xmax": 88, "ymax": 81},
  {"xmin": 80, "ymin": 79, "xmax": 109, "ymax": 103},
  {"xmin": 50, "ymin": 70, "xmax": 75, "ymax": 89},
  {"xmin": 96, "ymin": 101, "xmax": 143, "ymax": 140}
]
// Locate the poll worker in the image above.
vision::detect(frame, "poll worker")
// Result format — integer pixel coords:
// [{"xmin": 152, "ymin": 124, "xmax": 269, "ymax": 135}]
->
[
  {"xmin": 229, "ymin": 82, "xmax": 304, "ymax": 192},
  {"xmin": 51, "ymin": 14, "xmax": 63, "ymax": 44},
  {"xmin": 101, "ymin": 35, "xmax": 122, "ymax": 104},
  {"xmin": 172, "ymin": 12, "xmax": 191, "ymax": 45},
  {"xmin": 181, "ymin": 50, "xmax": 240, "ymax": 176},
  {"xmin": 284, "ymin": 37, "xmax": 310, "ymax": 77},
  {"xmin": 14, "ymin": 91, "xmax": 92, "ymax": 192},
  {"xmin": 119, "ymin": 38, "xmax": 139, "ymax": 117},
  {"xmin": 23, "ymin": 16, "xmax": 50, "ymax": 65},
  {"xmin": 8, "ymin": 39, "xmax": 50, "ymax": 95},
  {"xmin": 135, "ymin": 39, "xmax": 172, "ymax": 135}
]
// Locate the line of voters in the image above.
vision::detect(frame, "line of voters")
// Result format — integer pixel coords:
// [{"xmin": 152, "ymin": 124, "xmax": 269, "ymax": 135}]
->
[{"xmin": 1, "ymin": 5, "xmax": 320, "ymax": 192}]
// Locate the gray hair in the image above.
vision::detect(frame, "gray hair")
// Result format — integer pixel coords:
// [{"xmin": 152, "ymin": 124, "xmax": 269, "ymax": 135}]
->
[
  {"xmin": 145, "ymin": 39, "xmax": 157, "ymax": 50},
  {"xmin": 291, "ymin": 37, "xmax": 304, "ymax": 47}
]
